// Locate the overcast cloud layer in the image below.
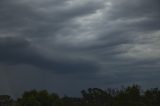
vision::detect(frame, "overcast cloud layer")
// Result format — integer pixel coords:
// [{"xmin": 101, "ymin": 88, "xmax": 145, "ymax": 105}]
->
[{"xmin": 0, "ymin": 0, "xmax": 160, "ymax": 97}]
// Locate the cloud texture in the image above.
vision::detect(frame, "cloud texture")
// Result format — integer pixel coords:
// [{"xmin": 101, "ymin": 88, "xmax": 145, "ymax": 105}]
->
[{"xmin": 0, "ymin": 0, "xmax": 160, "ymax": 97}]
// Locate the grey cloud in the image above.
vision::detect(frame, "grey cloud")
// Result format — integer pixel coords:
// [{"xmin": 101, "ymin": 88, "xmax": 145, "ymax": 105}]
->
[
  {"xmin": 0, "ymin": 0, "xmax": 160, "ymax": 97},
  {"xmin": 0, "ymin": 0, "xmax": 105, "ymax": 38},
  {"xmin": 108, "ymin": 0, "xmax": 160, "ymax": 19},
  {"xmin": 0, "ymin": 37, "xmax": 98, "ymax": 73}
]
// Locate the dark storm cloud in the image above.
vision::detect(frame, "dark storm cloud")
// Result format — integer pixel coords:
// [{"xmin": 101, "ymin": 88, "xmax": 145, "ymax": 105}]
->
[
  {"xmin": 0, "ymin": 0, "xmax": 105, "ymax": 38},
  {"xmin": 0, "ymin": 0, "xmax": 160, "ymax": 97},
  {"xmin": 0, "ymin": 37, "xmax": 98, "ymax": 73},
  {"xmin": 0, "ymin": 0, "xmax": 103, "ymax": 73},
  {"xmin": 108, "ymin": 0, "xmax": 160, "ymax": 19}
]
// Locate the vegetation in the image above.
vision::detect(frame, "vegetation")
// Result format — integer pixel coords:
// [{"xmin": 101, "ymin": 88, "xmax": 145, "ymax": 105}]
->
[{"xmin": 2, "ymin": 85, "xmax": 160, "ymax": 106}]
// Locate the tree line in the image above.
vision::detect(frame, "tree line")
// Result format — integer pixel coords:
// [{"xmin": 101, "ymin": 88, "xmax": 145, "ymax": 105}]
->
[{"xmin": 2, "ymin": 84, "xmax": 160, "ymax": 106}]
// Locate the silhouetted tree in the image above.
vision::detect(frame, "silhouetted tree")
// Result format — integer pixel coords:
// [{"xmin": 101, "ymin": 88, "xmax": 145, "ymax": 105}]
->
[
  {"xmin": 144, "ymin": 88, "xmax": 160, "ymax": 106},
  {"xmin": 16, "ymin": 90, "xmax": 62, "ymax": 106},
  {"xmin": 8, "ymin": 84, "xmax": 160, "ymax": 106}
]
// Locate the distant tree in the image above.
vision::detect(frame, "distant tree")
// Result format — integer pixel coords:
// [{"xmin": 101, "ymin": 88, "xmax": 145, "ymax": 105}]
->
[
  {"xmin": 61, "ymin": 96, "xmax": 83, "ymax": 106},
  {"xmin": 16, "ymin": 90, "xmax": 62, "ymax": 106},
  {"xmin": 144, "ymin": 88, "xmax": 160, "ymax": 106},
  {"xmin": 13, "ymin": 84, "xmax": 160, "ymax": 106},
  {"xmin": 0, "ymin": 95, "xmax": 13, "ymax": 106},
  {"xmin": 81, "ymin": 88, "xmax": 113, "ymax": 106},
  {"xmin": 113, "ymin": 85, "xmax": 142, "ymax": 106}
]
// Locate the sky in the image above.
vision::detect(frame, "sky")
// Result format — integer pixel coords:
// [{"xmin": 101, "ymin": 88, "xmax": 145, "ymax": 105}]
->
[{"xmin": 0, "ymin": 0, "xmax": 160, "ymax": 98}]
